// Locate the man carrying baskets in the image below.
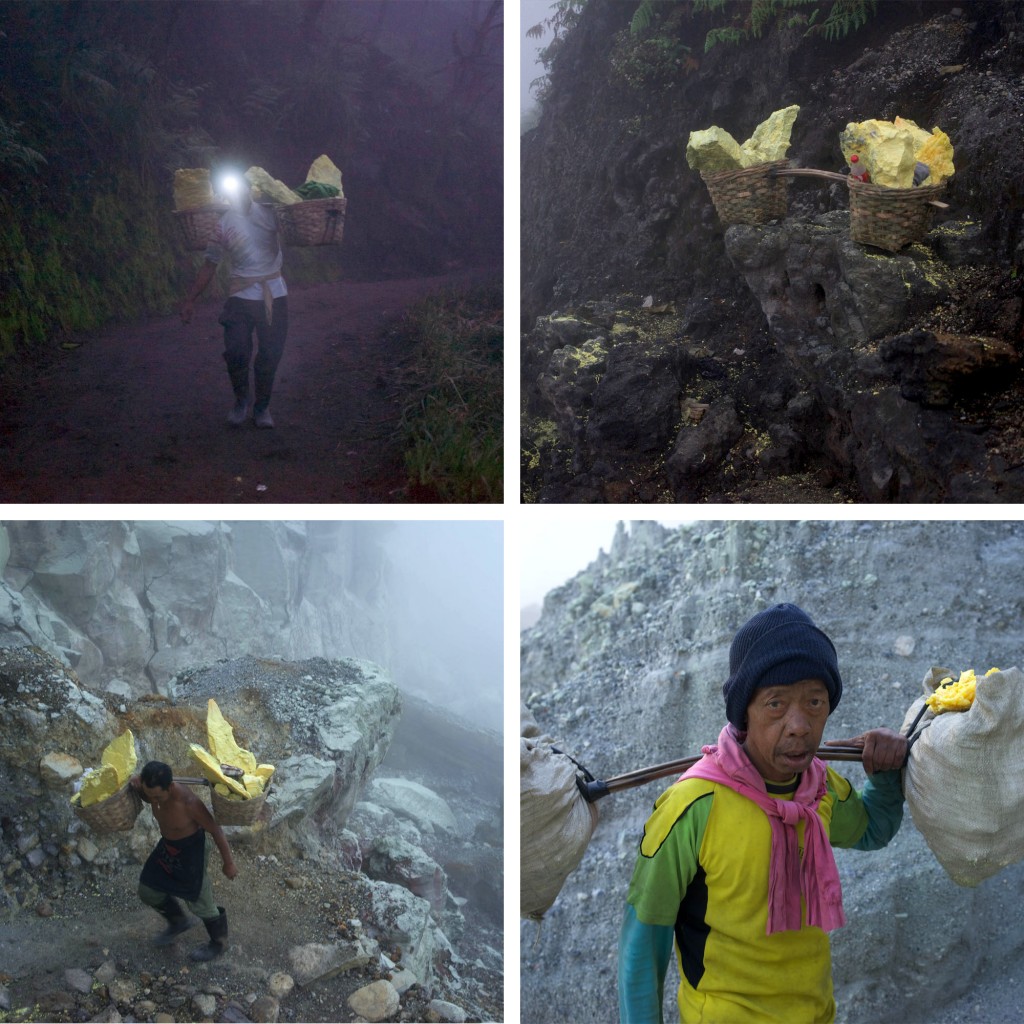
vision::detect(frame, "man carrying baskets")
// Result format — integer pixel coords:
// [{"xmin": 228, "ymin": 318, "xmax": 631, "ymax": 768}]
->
[
  {"xmin": 131, "ymin": 760, "xmax": 238, "ymax": 962},
  {"xmin": 619, "ymin": 604, "xmax": 909, "ymax": 1024},
  {"xmin": 180, "ymin": 173, "xmax": 287, "ymax": 429}
]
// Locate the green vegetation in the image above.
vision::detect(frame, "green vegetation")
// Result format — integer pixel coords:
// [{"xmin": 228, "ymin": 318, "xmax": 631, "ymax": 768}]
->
[
  {"xmin": 694, "ymin": 0, "xmax": 878, "ymax": 51},
  {"xmin": 396, "ymin": 282, "xmax": 503, "ymax": 503},
  {"xmin": 526, "ymin": 0, "xmax": 590, "ymax": 102},
  {"xmin": 622, "ymin": 1, "xmax": 878, "ymax": 58}
]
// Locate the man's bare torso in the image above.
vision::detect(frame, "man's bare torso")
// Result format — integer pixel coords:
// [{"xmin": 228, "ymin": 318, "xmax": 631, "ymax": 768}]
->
[{"xmin": 143, "ymin": 782, "xmax": 205, "ymax": 840}]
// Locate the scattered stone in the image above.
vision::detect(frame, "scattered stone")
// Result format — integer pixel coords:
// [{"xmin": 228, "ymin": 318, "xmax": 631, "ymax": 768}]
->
[
  {"xmin": 894, "ymin": 635, "xmax": 917, "ymax": 657},
  {"xmin": 0, "ymin": 985, "xmax": 10, "ymax": 1011},
  {"xmin": 89, "ymin": 1006, "xmax": 122, "ymax": 1023},
  {"xmin": 389, "ymin": 966, "xmax": 418, "ymax": 995},
  {"xmin": 347, "ymin": 979, "xmax": 400, "ymax": 1022},
  {"xmin": 16, "ymin": 833, "xmax": 40, "ymax": 856},
  {"xmin": 39, "ymin": 751, "xmax": 84, "ymax": 788},
  {"xmin": 94, "ymin": 961, "xmax": 117, "ymax": 985},
  {"xmin": 192, "ymin": 991, "xmax": 217, "ymax": 1018},
  {"xmin": 220, "ymin": 1002, "xmax": 253, "ymax": 1023},
  {"xmin": 108, "ymin": 976, "xmax": 138, "ymax": 1004},
  {"xmin": 35, "ymin": 899, "xmax": 54, "ymax": 917},
  {"xmin": 288, "ymin": 939, "xmax": 374, "ymax": 987},
  {"xmin": 134, "ymin": 1001, "xmax": 158, "ymax": 1017},
  {"xmin": 154, "ymin": 1015, "xmax": 175, "ymax": 1023},
  {"xmin": 65, "ymin": 967, "xmax": 94, "ymax": 994},
  {"xmin": 77, "ymin": 837, "xmax": 100, "ymax": 863},
  {"xmin": 249, "ymin": 994, "xmax": 280, "ymax": 1023},
  {"xmin": 267, "ymin": 971, "xmax": 294, "ymax": 999},
  {"xmin": 427, "ymin": 998, "xmax": 468, "ymax": 1023},
  {"xmin": 284, "ymin": 876, "xmax": 306, "ymax": 889},
  {"xmin": 26, "ymin": 847, "xmax": 46, "ymax": 869}
]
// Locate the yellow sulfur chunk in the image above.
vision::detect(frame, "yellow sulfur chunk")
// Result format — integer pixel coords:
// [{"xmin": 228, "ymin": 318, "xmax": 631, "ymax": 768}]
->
[
  {"xmin": 206, "ymin": 699, "xmax": 257, "ymax": 774},
  {"xmin": 73, "ymin": 729, "xmax": 137, "ymax": 808},
  {"xmin": 189, "ymin": 743, "xmax": 249, "ymax": 798},
  {"xmin": 741, "ymin": 104, "xmax": 800, "ymax": 166},
  {"xmin": 76, "ymin": 764, "xmax": 119, "ymax": 808},
  {"xmin": 305, "ymin": 154, "xmax": 344, "ymax": 197},
  {"xmin": 915, "ymin": 128, "xmax": 955, "ymax": 186},
  {"xmin": 242, "ymin": 774, "xmax": 265, "ymax": 797},
  {"xmin": 925, "ymin": 667, "xmax": 1000, "ymax": 714},
  {"xmin": 245, "ymin": 166, "xmax": 302, "ymax": 205},
  {"xmin": 254, "ymin": 764, "xmax": 275, "ymax": 783}
]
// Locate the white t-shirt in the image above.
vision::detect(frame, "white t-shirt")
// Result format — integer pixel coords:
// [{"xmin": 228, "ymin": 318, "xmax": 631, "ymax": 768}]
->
[{"xmin": 205, "ymin": 203, "xmax": 288, "ymax": 300}]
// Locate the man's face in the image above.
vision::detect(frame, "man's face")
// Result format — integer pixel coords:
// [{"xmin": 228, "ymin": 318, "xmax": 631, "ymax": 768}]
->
[
  {"xmin": 742, "ymin": 678, "xmax": 830, "ymax": 782},
  {"xmin": 142, "ymin": 782, "xmax": 170, "ymax": 805}
]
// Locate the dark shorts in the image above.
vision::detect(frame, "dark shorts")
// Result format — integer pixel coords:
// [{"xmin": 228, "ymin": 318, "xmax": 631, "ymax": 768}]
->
[
  {"xmin": 219, "ymin": 296, "xmax": 288, "ymax": 408},
  {"xmin": 139, "ymin": 827, "xmax": 207, "ymax": 902}
]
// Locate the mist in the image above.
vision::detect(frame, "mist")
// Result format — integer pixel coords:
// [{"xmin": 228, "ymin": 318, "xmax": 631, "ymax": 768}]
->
[{"xmin": 382, "ymin": 521, "xmax": 503, "ymax": 733}]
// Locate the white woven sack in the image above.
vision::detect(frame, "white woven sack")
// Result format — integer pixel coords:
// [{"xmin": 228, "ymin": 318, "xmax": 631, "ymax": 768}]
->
[
  {"xmin": 520, "ymin": 705, "xmax": 599, "ymax": 920},
  {"xmin": 901, "ymin": 665, "xmax": 1024, "ymax": 886}
]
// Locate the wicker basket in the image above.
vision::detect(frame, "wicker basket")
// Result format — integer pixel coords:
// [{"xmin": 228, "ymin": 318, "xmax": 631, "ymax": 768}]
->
[
  {"xmin": 73, "ymin": 782, "xmax": 143, "ymax": 833},
  {"xmin": 700, "ymin": 160, "xmax": 790, "ymax": 226},
  {"xmin": 274, "ymin": 197, "xmax": 347, "ymax": 246},
  {"xmin": 211, "ymin": 786, "xmax": 268, "ymax": 826},
  {"xmin": 174, "ymin": 205, "xmax": 228, "ymax": 251},
  {"xmin": 848, "ymin": 178, "xmax": 947, "ymax": 252}
]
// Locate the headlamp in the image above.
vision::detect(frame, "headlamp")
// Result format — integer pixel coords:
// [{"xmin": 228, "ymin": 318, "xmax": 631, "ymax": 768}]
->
[{"xmin": 220, "ymin": 173, "xmax": 241, "ymax": 196}]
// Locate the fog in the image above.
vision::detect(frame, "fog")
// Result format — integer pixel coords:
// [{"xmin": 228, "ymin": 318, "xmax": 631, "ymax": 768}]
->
[{"xmin": 381, "ymin": 520, "xmax": 503, "ymax": 733}]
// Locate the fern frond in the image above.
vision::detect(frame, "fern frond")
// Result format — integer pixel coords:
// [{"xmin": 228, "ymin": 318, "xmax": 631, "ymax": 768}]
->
[{"xmin": 630, "ymin": 0, "xmax": 657, "ymax": 36}]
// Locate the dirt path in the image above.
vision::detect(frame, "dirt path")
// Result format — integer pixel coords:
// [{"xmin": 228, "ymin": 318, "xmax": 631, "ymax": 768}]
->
[
  {"xmin": 0, "ymin": 269, "xmax": 497, "ymax": 504},
  {"xmin": 0, "ymin": 843, "xmax": 502, "ymax": 1023}
]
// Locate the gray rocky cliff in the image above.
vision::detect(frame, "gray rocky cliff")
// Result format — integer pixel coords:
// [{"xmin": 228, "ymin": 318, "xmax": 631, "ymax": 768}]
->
[
  {"xmin": 0, "ymin": 521, "xmax": 392, "ymax": 696},
  {"xmin": 520, "ymin": 520, "xmax": 1024, "ymax": 1024}
]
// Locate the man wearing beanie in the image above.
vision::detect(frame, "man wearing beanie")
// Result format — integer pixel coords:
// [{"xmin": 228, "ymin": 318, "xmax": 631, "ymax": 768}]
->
[{"xmin": 619, "ymin": 604, "xmax": 907, "ymax": 1024}]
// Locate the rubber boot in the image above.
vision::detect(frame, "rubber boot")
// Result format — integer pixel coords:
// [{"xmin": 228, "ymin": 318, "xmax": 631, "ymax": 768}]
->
[
  {"xmin": 227, "ymin": 393, "xmax": 249, "ymax": 426},
  {"xmin": 153, "ymin": 895, "xmax": 193, "ymax": 947},
  {"xmin": 191, "ymin": 906, "xmax": 228, "ymax": 961}
]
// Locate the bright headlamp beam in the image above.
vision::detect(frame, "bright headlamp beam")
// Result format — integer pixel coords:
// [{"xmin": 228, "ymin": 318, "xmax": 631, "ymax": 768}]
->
[{"xmin": 220, "ymin": 174, "xmax": 241, "ymax": 196}]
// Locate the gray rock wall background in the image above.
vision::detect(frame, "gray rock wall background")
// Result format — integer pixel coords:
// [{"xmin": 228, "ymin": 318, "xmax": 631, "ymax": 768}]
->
[
  {"xmin": 521, "ymin": 520, "xmax": 1024, "ymax": 1024},
  {"xmin": 0, "ymin": 520, "xmax": 501, "ymax": 731}
]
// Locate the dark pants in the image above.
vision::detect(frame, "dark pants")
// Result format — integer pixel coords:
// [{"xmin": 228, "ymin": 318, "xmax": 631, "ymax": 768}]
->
[{"xmin": 219, "ymin": 296, "xmax": 288, "ymax": 412}]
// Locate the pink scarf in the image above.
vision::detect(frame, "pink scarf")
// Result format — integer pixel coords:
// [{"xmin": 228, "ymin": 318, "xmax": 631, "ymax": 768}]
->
[{"xmin": 682, "ymin": 723, "xmax": 846, "ymax": 936}]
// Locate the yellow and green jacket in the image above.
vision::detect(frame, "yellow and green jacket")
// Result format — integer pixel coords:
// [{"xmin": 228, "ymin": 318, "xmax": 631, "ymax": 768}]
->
[{"xmin": 618, "ymin": 766, "xmax": 904, "ymax": 1024}]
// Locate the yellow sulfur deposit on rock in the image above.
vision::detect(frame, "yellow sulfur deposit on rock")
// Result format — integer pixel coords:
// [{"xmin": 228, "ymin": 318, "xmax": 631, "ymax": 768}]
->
[
  {"xmin": 305, "ymin": 154, "xmax": 344, "ymax": 197},
  {"xmin": 189, "ymin": 699, "xmax": 275, "ymax": 801},
  {"xmin": 173, "ymin": 169, "xmax": 215, "ymax": 210},
  {"xmin": 925, "ymin": 667, "xmax": 1000, "ymax": 714},
  {"xmin": 72, "ymin": 730, "xmax": 137, "ymax": 808},
  {"xmin": 840, "ymin": 117, "xmax": 955, "ymax": 188},
  {"xmin": 245, "ymin": 166, "xmax": 302, "ymax": 205},
  {"xmin": 687, "ymin": 105, "xmax": 800, "ymax": 173}
]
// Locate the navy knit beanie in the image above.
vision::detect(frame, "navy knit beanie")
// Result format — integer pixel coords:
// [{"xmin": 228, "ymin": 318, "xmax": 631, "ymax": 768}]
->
[{"xmin": 723, "ymin": 603, "xmax": 842, "ymax": 728}]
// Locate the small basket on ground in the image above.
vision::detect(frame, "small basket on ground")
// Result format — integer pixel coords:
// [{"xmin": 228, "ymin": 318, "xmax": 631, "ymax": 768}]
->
[
  {"xmin": 274, "ymin": 197, "xmax": 347, "ymax": 246},
  {"xmin": 211, "ymin": 786, "xmax": 268, "ymax": 826},
  {"xmin": 700, "ymin": 159, "xmax": 790, "ymax": 226},
  {"xmin": 848, "ymin": 178, "xmax": 947, "ymax": 252},
  {"xmin": 73, "ymin": 782, "xmax": 143, "ymax": 833},
  {"xmin": 174, "ymin": 205, "xmax": 228, "ymax": 251}
]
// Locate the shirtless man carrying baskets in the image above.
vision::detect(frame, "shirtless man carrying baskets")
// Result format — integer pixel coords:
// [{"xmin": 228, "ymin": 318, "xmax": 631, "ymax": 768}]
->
[{"xmin": 130, "ymin": 760, "xmax": 238, "ymax": 961}]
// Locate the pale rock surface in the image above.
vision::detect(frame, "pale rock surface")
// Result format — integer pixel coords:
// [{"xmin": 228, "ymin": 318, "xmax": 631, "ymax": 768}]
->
[{"xmin": 367, "ymin": 778, "xmax": 457, "ymax": 836}]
